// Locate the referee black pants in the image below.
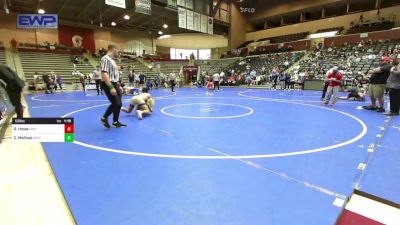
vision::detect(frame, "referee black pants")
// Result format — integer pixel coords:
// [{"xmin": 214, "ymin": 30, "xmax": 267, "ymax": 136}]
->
[
  {"xmin": 213, "ymin": 81, "xmax": 220, "ymax": 90},
  {"xmin": 101, "ymin": 82, "xmax": 122, "ymax": 122},
  {"xmin": 169, "ymin": 80, "xmax": 176, "ymax": 92},
  {"xmin": 95, "ymin": 79, "xmax": 103, "ymax": 95},
  {"xmin": 389, "ymin": 88, "xmax": 400, "ymax": 113}
]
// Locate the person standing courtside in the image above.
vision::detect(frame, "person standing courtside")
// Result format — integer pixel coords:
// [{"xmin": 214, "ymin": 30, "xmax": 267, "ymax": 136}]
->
[
  {"xmin": 93, "ymin": 66, "xmax": 103, "ymax": 95},
  {"xmin": 213, "ymin": 72, "xmax": 221, "ymax": 90},
  {"xmin": 100, "ymin": 45, "xmax": 126, "ymax": 128},
  {"xmin": 385, "ymin": 59, "xmax": 400, "ymax": 116},
  {"xmin": 169, "ymin": 71, "xmax": 177, "ymax": 92},
  {"xmin": 362, "ymin": 59, "xmax": 391, "ymax": 113}
]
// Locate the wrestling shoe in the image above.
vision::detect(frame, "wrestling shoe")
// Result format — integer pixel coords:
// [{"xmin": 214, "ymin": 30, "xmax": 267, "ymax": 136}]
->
[
  {"xmin": 362, "ymin": 105, "xmax": 377, "ymax": 110},
  {"xmin": 112, "ymin": 121, "xmax": 127, "ymax": 127},
  {"xmin": 376, "ymin": 107, "xmax": 385, "ymax": 113},
  {"xmin": 136, "ymin": 110, "xmax": 143, "ymax": 120},
  {"xmin": 383, "ymin": 112, "xmax": 398, "ymax": 116},
  {"xmin": 100, "ymin": 117, "xmax": 110, "ymax": 128}
]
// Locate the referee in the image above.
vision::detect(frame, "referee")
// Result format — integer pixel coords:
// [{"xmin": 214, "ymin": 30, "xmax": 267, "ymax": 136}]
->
[{"xmin": 100, "ymin": 45, "xmax": 126, "ymax": 128}]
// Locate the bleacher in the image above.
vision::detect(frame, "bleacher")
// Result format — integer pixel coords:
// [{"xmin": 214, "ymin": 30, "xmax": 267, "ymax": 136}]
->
[
  {"xmin": 19, "ymin": 52, "xmax": 94, "ymax": 83},
  {"xmin": 259, "ymin": 32, "xmax": 309, "ymax": 44},
  {"xmin": 345, "ymin": 22, "xmax": 395, "ymax": 35},
  {"xmin": 233, "ymin": 51, "xmax": 305, "ymax": 75},
  {"xmin": 297, "ymin": 40, "xmax": 399, "ymax": 82},
  {"xmin": 119, "ymin": 59, "xmax": 187, "ymax": 82},
  {"xmin": 196, "ymin": 58, "xmax": 240, "ymax": 74},
  {"xmin": 158, "ymin": 61, "xmax": 186, "ymax": 76},
  {"xmin": 118, "ymin": 58, "xmax": 156, "ymax": 82},
  {"xmin": 0, "ymin": 49, "xmax": 6, "ymax": 65}
]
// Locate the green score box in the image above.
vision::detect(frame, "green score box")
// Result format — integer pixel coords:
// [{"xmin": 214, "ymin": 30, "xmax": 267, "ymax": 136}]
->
[{"xmin": 64, "ymin": 133, "xmax": 75, "ymax": 142}]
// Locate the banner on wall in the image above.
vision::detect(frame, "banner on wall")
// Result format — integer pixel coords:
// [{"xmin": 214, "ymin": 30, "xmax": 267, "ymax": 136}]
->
[
  {"xmin": 17, "ymin": 14, "xmax": 58, "ymax": 29},
  {"xmin": 177, "ymin": 0, "xmax": 185, "ymax": 7},
  {"xmin": 135, "ymin": 0, "xmax": 151, "ymax": 15},
  {"xmin": 58, "ymin": 25, "xmax": 95, "ymax": 52},
  {"xmin": 186, "ymin": 10, "xmax": 193, "ymax": 30},
  {"xmin": 167, "ymin": 0, "xmax": 177, "ymax": 7},
  {"xmin": 105, "ymin": 0, "xmax": 126, "ymax": 9},
  {"xmin": 185, "ymin": 0, "xmax": 193, "ymax": 9},
  {"xmin": 193, "ymin": 12, "xmax": 200, "ymax": 32},
  {"xmin": 207, "ymin": 17, "xmax": 213, "ymax": 35},
  {"xmin": 200, "ymin": 14, "xmax": 207, "ymax": 33},
  {"xmin": 178, "ymin": 7, "xmax": 187, "ymax": 28}
]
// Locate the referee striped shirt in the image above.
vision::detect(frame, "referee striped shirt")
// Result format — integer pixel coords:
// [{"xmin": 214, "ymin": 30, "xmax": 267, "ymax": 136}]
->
[{"xmin": 100, "ymin": 54, "xmax": 119, "ymax": 82}]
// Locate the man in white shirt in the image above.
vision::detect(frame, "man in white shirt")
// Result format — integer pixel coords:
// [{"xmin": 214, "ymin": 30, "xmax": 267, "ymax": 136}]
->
[{"xmin": 213, "ymin": 72, "xmax": 221, "ymax": 90}]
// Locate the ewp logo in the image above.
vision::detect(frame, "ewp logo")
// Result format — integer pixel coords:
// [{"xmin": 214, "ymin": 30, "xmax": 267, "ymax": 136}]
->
[{"xmin": 17, "ymin": 14, "xmax": 58, "ymax": 29}]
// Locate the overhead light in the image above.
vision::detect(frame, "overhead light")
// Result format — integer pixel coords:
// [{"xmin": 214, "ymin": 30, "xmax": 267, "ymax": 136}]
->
[
  {"xmin": 100, "ymin": 22, "xmax": 103, "ymax": 27},
  {"xmin": 111, "ymin": 21, "xmax": 116, "ymax": 26},
  {"xmin": 158, "ymin": 35, "xmax": 171, "ymax": 39},
  {"xmin": 4, "ymin": 2, "xmax": 9, "ymax": 14},
  {"xmin": 124, "ymin": 15, "xmax": 130, "ymax": 20},
  {"xmin": 163, "ymin": 24, "xmax": 168, "ymax": 29},
  {"xmin": 158, "ymin": 30, "xmax": 163, "ymax": 35},
  {"xmin": 38, "ymin": 9, "xmax": 45, "ymax": 14}
]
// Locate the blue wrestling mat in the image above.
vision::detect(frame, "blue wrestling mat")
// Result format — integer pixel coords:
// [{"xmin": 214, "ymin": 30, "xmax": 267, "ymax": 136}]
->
[{"xmin": 25, "ymin": 88, "xmax": 400, "ymax": 225}]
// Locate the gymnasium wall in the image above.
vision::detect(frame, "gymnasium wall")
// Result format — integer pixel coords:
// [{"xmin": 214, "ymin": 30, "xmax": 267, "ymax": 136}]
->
[
  {"xmin": 211, "ymin": 47, "xmax": 228, "ymax": 59},
  {"xmin": 0, "ymin": 12, "xmax": 59, "ymax": 46},
  {"xmin": 0, "ymin": 12, "xmax": 154, "ymax": 54},
  {"xmin": 251, "ymin": 0, "xmax": 344, "ymax": 21},
  {"xmin": 324, "ymin": 28, "xmax": 400, "ymax": 46},
  {"xmin": 246, "ymin": 5, "xmax": 400, "ymax": 42},
  {"xmin": 229, "ymin": 3, "xmax": 255, "ymax": 50}
]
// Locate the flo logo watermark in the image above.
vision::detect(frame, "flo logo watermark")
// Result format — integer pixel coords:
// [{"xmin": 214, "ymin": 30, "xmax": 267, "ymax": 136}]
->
[{"xmin": 240, "ymin": 7, "xmax": 255, "ymax": 13}]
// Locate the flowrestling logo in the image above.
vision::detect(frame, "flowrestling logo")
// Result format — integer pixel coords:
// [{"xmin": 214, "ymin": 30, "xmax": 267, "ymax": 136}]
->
[{"xmin": 17, "ymin": 14, "xmax": 58, "ymax": 29}]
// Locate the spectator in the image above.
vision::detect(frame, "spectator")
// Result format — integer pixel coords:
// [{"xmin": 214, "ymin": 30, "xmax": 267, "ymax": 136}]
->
[
  {"xmin": 139, "ymin": 72, "xmax": 146, "ymax": 87},
  {"xmin": 146, "ymin": 80, "xmax": 153, "ymax": 90},
  {"xmin": 128, "ymin": 68, "xmax": 135, "ymax": 87},
  {"xmin": 155, "ymin": 73, "xmax": 161, "ymax": 89},
  {"xmin": 42, "ymin": 72, "xmax": 53, "ymax": 94},
  {"xmin": 93, "ymin": 66, "xmax": 102, "ymax": 95},
  {"xmin": 385, "ymin": 59, "xmax": 400, "ymax": 116},
  {"xmin": 362, "ymin": 59, "xmax": 392, "ymax": 112},
  {"xmin": 56, "ymin": 74, "xmax": 63, "ymax": 91},
  {"xmin": 10, "ymin": 38, "xmax": 17, "ymax": 52}
]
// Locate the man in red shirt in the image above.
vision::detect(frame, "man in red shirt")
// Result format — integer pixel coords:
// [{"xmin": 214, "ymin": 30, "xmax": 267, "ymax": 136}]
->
[{"xmin": 324, "ymin": 67, "xmax": 343, "ymax": 106}]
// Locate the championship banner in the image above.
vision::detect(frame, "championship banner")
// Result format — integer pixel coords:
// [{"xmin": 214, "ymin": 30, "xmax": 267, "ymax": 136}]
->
[
  {"xmin": 193, "ymin": 12, "xmax": 200, "ymax": 32},
  {"xmin": 105, "ymin": 0, "xmax": 126, "ymax": 9},
  {"xmin": 167, "ymin": 0, "xmax": 177, "ymax": 7},
  {"xmin": 185, "ymin": 0, "xmax": 193, "ymax": 9},
  {"xmin": 186, "ymin": 10, "xmax": 193, "ymax": 30},
  {"xmin": 177, "ymin": 0, "xmax": 185, "ymax": 7},
  {"xmin": 200, "ymin": 14, "xmax": 207, "ymax": 33},
  {"xmin": 207, "ymin": 17, "xmax": 213, "ymax": 34},
  {"xmin": 178, "ymin": 7, "xmax": 187, "ymax": 28},
  {"xmin": 135, "ymin": 0, "xmax": 151, "ymax": 15}
]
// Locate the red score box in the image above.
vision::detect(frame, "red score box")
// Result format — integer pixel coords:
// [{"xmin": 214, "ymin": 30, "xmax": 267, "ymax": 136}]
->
[{"xmin": 64, "ymin": 124, "xmax": 74, "ymax": 133}]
